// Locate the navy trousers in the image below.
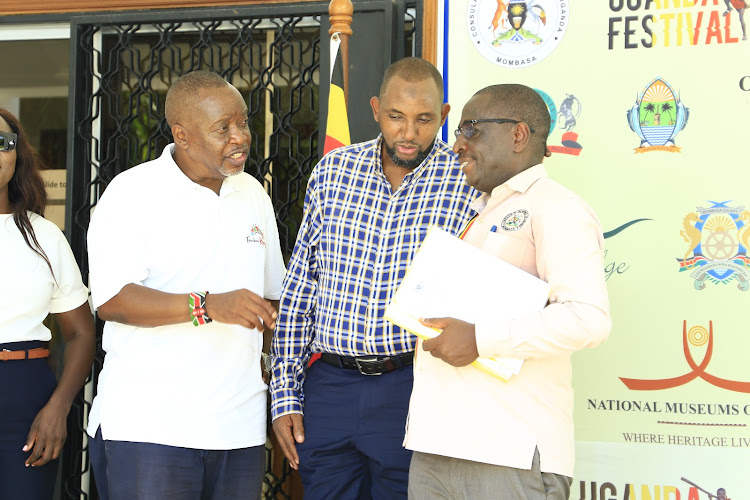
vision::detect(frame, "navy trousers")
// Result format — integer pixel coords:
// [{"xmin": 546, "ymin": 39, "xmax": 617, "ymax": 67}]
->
[
  {"xmin": 297, "ymin": 359, "xmax": 414, "ymax": 500},
  {"xmin": 90, "ymin": 428, "xmax": 265, "ymax": 500},
  {"xmin": 0, "ymin": 341, "xmax": 59, "ymax": 500}
]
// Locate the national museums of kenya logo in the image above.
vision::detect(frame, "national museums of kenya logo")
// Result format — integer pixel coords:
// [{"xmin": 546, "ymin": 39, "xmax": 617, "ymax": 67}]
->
[{"xmin": 466, "ymin": 0, "xmax": 569, "ymax": 68}]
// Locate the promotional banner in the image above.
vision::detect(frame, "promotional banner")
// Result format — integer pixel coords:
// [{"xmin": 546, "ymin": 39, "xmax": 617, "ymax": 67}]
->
[{"xmin": 445, "ymin": 1, "xmax": 750, "ymax": 498}]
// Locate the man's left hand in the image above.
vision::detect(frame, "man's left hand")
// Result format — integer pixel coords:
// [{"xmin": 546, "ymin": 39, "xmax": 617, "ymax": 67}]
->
[{"xmin": 420, "ymin": 317, "xmax": 479, "ymax": 367}]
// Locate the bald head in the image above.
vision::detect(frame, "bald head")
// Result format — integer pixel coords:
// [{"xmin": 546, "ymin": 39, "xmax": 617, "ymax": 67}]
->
[
  {"xmin": 165, "ymin": 70, "xmax": 229, "ymax": 127},
  {"xmin": 379, "ymin": 57, "xmax": 444, "ymax": 102},
  {"xmin": 474, "ymin": 84, "xmax": 551, "ymax": 160}
]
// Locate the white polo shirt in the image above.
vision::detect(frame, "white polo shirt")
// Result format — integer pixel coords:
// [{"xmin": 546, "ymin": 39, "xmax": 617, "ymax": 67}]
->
[
  {"xmin": 87, "ymin": 144, "xmax": 286, "ymax": 450},
  {"xmin": 1, "ymin": 213, "xmax": 89, "ymax": 343}
]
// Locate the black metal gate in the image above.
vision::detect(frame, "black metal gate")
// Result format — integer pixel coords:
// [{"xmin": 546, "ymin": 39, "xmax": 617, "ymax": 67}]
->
[{"xmin": 62, "ymin": 1, "xmax": 419, "ymax": 498}]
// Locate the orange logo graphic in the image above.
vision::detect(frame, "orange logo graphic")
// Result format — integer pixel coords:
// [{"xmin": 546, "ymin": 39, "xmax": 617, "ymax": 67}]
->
[{"xmin": 620, "ymin": 321, "xmax": 750, "ymax": 393}]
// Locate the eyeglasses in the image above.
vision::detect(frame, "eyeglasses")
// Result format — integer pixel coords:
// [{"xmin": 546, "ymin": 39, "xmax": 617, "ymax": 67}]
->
[
  {"xmin": 454, "ymin": 119, "xmax": 535, "ymax": 140},
  {"xmin": 0, "ymin": 131, "xmax": 17, "ymax": 152}
]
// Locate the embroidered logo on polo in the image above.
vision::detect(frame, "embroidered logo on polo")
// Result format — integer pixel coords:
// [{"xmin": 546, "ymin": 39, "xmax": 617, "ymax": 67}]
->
[
  {"xmin": 501, "ymin": 210, "xmax": 529, "ymax": 231},
  {"xmin": 246, "ymin": 225, "xmax": 266, "ymax": 246}
]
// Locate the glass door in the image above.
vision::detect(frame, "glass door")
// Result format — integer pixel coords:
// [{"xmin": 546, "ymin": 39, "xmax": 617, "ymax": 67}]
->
[{"xmin": 0, "ymin": 23, "xmax": 70, "ymax": 230}]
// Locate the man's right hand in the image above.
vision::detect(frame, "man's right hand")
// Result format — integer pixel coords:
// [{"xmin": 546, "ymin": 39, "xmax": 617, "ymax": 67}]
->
[
  {"xmin": 205, "ymin": 289, "xmax": 277, "ymax": 331},
  {"xmin": 97, "ymin": 285, "xmax": 277, "ymax": 329},
  {"xmin": 272, "ymin": 414, "xmax": 305, "ymax": 470}
]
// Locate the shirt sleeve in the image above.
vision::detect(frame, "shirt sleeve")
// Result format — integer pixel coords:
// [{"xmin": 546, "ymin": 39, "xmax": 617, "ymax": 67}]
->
[
  {"xmin": 49, "ymin": 224, "xmax": 89, "ymax": 314},
  {"xmin": 87, "ymin": 177, "xmax": 150, "ymax": 310},
  {"xmin": 474, "ymin": 196, "xmax": 611, "ymax": 359},
  {"xmin": 269, "ymin": 168, "xmax": 322, "ymax": 419}
]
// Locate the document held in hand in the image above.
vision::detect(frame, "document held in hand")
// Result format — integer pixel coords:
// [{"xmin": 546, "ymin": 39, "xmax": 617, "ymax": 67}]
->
[{"xmin": 384, "ymin": 226, "xmax": 551, "ymax": 380}]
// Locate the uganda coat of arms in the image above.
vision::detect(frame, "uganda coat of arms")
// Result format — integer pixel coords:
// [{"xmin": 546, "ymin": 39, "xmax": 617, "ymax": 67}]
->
[
  {"xmin": 677, "ymin": 201, "xmax": 750, "ymax": 291},
  {"xmin": 466, "ymin": 0, "xmax": 568, "ymax": 68}
]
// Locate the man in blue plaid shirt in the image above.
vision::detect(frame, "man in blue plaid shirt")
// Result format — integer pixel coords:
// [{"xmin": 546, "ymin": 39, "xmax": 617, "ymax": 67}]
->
[{"xmin": 270, "ymin": 57, "xmax": 477, "ymax": 499}]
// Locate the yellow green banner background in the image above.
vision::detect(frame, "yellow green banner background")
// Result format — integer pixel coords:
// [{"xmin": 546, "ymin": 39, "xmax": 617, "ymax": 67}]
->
[{"xmin": 446, "ymin": 1, "xmax": 750, "ymax": 497}]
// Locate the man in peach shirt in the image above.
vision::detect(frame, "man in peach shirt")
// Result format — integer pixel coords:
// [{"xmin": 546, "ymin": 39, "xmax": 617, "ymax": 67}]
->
[{"xmin": 404, "ymin": 84, "xmax": 611, "ymax": 499}]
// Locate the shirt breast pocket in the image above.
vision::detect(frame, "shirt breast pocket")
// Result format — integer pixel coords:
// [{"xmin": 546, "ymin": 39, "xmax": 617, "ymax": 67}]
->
[{"xmin": 481, "ymin": 232, "xmax": 528, "ymax": 269}]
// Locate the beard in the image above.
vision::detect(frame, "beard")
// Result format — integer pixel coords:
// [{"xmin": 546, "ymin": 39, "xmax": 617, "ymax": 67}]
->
[
  {"xmin": 219, "ymin": 162, "xmax": 244, "ymax": 177},
  {"xmin": 384, "ymin": 138, "xmax": 435, "ymax": 169},
  {"xmin": 220, "ymin": 167, "xmax": 243, "ymax": 177}
]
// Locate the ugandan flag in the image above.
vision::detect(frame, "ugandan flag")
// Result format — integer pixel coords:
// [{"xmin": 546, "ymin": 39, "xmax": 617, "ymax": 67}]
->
[
  {"xmin": 323, "ymin": 33, "xmax": 351, "ymax": 154},
  {"xmin": 309, "ymin": 34, "xmax": 351, "ymax": 369}
]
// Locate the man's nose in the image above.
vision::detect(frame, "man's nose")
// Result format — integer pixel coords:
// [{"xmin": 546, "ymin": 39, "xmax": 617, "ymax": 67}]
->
[
  {"xmin": 229, "ymin": 125, "xmax": 250, "ymax": 144},
  {"xmin": 402, "ymin": 120, "xmax": 418, "ymax": 141},
  {"xmin": 452, "ymin": 135, "xmax": 466, "ymax": 154}
]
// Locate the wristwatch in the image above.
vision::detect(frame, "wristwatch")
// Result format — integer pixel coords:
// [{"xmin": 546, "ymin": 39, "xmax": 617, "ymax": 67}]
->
[{"xmin": 261, "ymin": 352, "xmax": 272, "ymax": 373}]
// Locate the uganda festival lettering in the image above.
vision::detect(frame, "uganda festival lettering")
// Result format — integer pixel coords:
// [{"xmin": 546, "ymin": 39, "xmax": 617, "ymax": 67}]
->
[
  {"xmin": 608, "ymin": 0, "xmax": 747, "ymax": 49},
  {"xmin": 576, "ymin": 481, "xmax": 730, "ymax": 500}
]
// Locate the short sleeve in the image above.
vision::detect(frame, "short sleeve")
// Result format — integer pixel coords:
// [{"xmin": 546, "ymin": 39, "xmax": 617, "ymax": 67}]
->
[
  {"xmin": 87, "ymin": 175, "xmax": 150, "ymax": 309},
  {"xmin": 48, "ymin": 223, "xmax": 89, "ymax": 314}
]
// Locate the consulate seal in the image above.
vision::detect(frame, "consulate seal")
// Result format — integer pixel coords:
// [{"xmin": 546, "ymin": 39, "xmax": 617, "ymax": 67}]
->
[{"xmin": 466, "ymin": 0, "xmax": 569, "ymax": 68}]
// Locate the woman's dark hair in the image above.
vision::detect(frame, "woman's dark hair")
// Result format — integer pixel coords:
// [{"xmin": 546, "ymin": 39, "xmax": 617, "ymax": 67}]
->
[{"xmin": 0, "ymin": 107, "xmax": 54, "ymax": 274}]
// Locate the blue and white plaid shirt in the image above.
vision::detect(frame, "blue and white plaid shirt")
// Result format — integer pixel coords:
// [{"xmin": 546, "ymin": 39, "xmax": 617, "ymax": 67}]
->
[{"xmin": 270, "ymin": 135, "xmax": 478, "ymax": 418}]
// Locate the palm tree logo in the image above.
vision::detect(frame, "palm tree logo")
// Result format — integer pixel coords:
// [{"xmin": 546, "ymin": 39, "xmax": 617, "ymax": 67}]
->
[
  {"xmin": 626, "ymin": 77, "xmax": 689, "ymax": 151},
  {"xmin": 641, "ymin": 103, "xmax": 656, "ymax": 126},
  {"xmin": 661, "ymin": 102, "xmax": 675, "ymax": 125}
]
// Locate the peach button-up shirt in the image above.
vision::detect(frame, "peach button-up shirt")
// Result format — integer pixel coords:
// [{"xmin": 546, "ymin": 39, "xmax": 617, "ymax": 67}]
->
[{"xmin": 404, "ymin": 164, "xmax": 611, "ymax": 477}]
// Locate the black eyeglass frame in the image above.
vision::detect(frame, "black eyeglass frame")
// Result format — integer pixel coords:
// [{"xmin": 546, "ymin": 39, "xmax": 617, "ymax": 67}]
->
[
  {"xmin": 454, "ymin": 119, "xmax": 535, "ymax": 139},
  {"xmin": 0, "ymin": 131, "xmax": 17, "ymax": 152}
]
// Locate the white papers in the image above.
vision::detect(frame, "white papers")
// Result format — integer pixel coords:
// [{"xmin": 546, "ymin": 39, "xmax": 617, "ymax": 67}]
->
[{"xmin": 385, "ymin": 226, "xmax": 550, "ymax": 380}]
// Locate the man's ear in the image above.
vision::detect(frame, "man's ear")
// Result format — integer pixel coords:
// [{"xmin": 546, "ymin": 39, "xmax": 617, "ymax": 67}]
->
[
  {"xmin": 512, "ymin": 122, "xmax": 533, "ymax": 153},
  {"xmin": 439, "ymin": 103, "xmax": 451, "ymax": 127},
  {"xmin": 370, "ymin": 96, "xmax": 380, "ymax": 123},
  {"xmin": 172, "ymin": 124, "xmax": 188, "ymax": 149}
]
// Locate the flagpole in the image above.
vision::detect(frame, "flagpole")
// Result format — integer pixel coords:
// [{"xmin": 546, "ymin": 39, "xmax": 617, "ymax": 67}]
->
[{"xmin": 328, "ymin": 0, "xmax": 353, "ymax": 108}]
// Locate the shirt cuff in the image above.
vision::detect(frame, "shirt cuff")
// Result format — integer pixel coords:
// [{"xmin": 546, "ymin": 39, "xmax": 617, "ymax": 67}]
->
[
  {"xmin": 474, "ymin": 321, "xmax": 513, "ymax": 359},
  {"xmin": 270, "ymin": 390, "xmax": 303, "ymax": 420},
  {"xmin": 49, "ymin": 286, "xmax": 89, "ymax": 314}
]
